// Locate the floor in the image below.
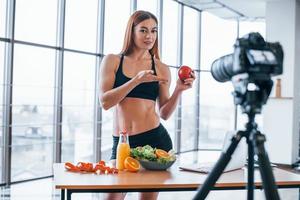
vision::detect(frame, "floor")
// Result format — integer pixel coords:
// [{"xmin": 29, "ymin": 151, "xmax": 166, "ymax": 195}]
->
[{"xmin": 1, "ymin": 151, "xmax": 299, "ymax": 200}]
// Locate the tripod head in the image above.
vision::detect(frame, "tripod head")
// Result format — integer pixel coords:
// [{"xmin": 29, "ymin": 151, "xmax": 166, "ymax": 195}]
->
[{"xmin": 231, "ymin": 73, "xmax": 273, "ymax": 117}]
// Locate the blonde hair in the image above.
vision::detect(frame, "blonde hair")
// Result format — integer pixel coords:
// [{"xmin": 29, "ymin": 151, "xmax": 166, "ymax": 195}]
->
[{"xmin": 120, "ymin": 10, "xmax": 160, "ymax": 60}]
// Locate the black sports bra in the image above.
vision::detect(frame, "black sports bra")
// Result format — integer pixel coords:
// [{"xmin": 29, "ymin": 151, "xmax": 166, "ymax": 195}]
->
[{"xmin": 113, "ymin": 54, "xmax": 159, "ymax": 101}]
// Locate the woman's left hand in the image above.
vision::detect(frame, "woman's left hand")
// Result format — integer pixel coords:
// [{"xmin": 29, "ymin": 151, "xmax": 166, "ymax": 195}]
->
[{"xmin": 175, "ymin": 71, "xmax": 196, "ymax": 92}]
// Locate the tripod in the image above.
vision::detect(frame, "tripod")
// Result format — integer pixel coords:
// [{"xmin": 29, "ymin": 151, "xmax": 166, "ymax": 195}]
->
[{"xmin": 193, "ymin": 80, "xmax": 281, "ymax": 200}]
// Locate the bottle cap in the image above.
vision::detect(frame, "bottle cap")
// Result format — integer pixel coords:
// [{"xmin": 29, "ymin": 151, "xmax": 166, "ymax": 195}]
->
[{"xmin": 119, "ymin": 131, "xmax": 127, "ymax": 136}]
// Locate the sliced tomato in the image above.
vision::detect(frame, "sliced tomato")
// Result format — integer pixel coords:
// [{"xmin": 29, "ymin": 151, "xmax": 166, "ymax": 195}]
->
[
  {"xmin": 65, "ymin": 161, "xmax": 118, "ymax": 174},
  {"xmin": 98, "ymin": 160, "xmax": 106, "ymax": 166},
  {"xmin": 64, "ymin": 162, "xmax": 80, "ymax": 172}
]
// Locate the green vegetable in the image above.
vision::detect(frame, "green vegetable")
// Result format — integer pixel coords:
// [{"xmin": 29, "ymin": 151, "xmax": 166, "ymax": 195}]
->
[{"xmin": 130, "ymin": 145, "xmax": 176, "ymax": 164}]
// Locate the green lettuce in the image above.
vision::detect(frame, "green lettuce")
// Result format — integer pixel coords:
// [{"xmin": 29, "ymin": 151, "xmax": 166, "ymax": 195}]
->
[{"xmin": 130, "ymin": 145, "xmax": 176, "ymax": 163}]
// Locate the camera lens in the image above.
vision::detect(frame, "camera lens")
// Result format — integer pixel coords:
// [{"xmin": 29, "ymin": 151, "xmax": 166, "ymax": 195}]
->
[{"xmin": 211, "ymin": 54, "xmax": 234, "ymax": 82}]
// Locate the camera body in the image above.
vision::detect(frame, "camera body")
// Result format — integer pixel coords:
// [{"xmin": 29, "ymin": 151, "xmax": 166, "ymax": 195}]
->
[
  {"xmin": 211, "ymin": 32, "xmax": 283, "ymax": 83},
  {"xmin": 211, "ymin": 32, "xmax": 284, "ymax": 114}
]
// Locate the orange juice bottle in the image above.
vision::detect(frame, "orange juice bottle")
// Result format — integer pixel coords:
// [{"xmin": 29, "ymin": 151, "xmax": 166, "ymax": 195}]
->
[{"xmin": 116, "ymin": 132, "xmax": 130, "ymax": 170}]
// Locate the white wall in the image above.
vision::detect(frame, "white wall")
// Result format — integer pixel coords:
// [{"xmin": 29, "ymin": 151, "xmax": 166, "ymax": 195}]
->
[
  {"xmin": 294, "ymin": 0, "xmax": 300, "ymax": 165},
  {"xmin": 263, "ymin": 0, "xmax": 300, "ymax": 164}
]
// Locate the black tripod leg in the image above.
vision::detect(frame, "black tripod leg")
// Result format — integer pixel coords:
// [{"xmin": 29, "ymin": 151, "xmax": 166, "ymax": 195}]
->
[
  {"xmin": 253, "ymin": 132, "xmax": 280, "ymax": 200},
  {"xmin": 247, "ymin": 136, "xmax": 254, "ymax": 200},
  {"xmin": 192, "ymin": 131, "xmax": 244, "ymax": 200}
]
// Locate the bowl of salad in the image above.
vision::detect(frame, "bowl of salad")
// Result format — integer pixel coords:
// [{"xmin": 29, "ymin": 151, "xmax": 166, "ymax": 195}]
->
[{"xmin": 130, "ymin": 145, "xmax": 176, "ymax": 170}]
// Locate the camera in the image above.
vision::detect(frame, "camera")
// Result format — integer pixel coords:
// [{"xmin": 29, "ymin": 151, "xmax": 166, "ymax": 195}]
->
[
  {"xmin": 211, "ymin": 32, "xmax": 283, "ymax": 83},
  {"xmin": 211, "ymin": 32, "xmax": 284, "ymax": 114}
]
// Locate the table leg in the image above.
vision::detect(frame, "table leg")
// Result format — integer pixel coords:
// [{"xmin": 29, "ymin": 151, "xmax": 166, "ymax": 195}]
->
[
  {"xmin": 67, "ymin": 190, "xmax": 72, "ymax": 200},
  {"xmin": 61, "ymin": 189, "xmax": 65, "ymax": 200}
]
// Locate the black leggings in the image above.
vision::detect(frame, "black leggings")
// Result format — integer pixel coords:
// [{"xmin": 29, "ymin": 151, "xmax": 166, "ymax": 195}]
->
[{"xmin": 110, "ymin": 123, "xmax": 173, "ymax": 160}]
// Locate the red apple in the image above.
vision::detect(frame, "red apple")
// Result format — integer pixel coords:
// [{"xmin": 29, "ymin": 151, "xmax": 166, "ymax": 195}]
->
[{"xmin": 178, "ymin": 65, "xmax": 192, "ymax": 81}]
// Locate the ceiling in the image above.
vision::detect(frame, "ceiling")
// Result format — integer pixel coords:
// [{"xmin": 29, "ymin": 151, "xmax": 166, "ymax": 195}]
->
[{"xmin": 177, "ymin": 0, "xmax": 286, "ymax": 20}]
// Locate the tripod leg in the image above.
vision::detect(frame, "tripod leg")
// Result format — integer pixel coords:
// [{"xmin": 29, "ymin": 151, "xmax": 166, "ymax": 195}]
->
[
  {"xmin": 247, "ymin": 136, "xmax": 254, "ymax": 200},
  {"xmin": 252, "ymin": 132, "xmax": 280, "ymax": 200},
  {"xmin": 192, "ymin": 131, "xmax": 244, "ymax": 200}
]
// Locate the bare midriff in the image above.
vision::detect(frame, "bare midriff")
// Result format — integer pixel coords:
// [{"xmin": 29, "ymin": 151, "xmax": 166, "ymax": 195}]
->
[{"xmin": 113, "ymin": 97, "xmax": 160, "ymax": 136}]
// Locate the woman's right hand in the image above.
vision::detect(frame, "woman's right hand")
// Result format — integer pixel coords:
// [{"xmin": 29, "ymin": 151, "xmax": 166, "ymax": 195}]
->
[{"xmin": 133, "ymin": 70, "xmax": 168, "ymax": 84}]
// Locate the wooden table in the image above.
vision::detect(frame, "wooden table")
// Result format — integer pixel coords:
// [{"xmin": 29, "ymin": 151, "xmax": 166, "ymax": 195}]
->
[{"xmin": 53, "ymin": 163, "xmax": 300, "ymax": 200}]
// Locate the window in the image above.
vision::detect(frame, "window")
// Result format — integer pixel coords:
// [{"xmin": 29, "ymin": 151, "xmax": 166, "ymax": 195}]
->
[
  {"xmin": 101, "ymin": 108, "xmax": 114, "ymax": 161},
  {"xmin": 64, "ymin": 0, "xmax": 98, "ymax": 52},
  {"xmin": 200, "ymin": 12, "xmax": 238, "ymax": 148},
  {"xmin": 11, "ymin": 44, "xmax": 55, "ymax": 182},
  {"xmin": 161, "ymin": 0, "xmax": 179, "ymax": 67},
  {"xmin": 181, "ymin": 7, "xmax": 199, "ymax": 151},
  {"xmin": 0, "ymin": 42, "xmax": 4, "ymax": 113},
  {"xmin": 15, "ymin": 0, "xmax": 58, "ymax": 45},
  {"xmin": 0, "ymin": 42, "xmax": 4, "ymax": 182},
  {"xmin": 0, "ymin": 0, "xmax": 6, "ymax": 37},
  {"xmin": 103, "ymin": 0, "xmax": 130, "ymax": 55},
  {"xmin": 199, "ymin": 72, "xmax": 235, "ymax": 149},
  {"xmin": 161, "ymin": 0, "xmax": 179, "ymax": 142},
  {"xmin": 160, "ymin": 68, "xmax": 177, "ymax": 143},
  {"xmin": 61, "ymin": 52, "xmax": 96, "ymax": 163},
  {"xmin": 201, "ymin": 11, "xmax": 237, "ymax": 70},
  {"xmin": 137, "ymin": 0, "xmax": 157, "ymax": 14}
]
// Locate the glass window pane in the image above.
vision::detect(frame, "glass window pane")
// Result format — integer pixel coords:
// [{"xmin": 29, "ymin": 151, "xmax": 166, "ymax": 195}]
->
[
  {"xmin": 199, "ymin": 72, "xmax": 235, "ymax": 149},
  {"xmin": 64, "ymin": 0, "xmax": 98, "ymax": 52},
  {"xmin": 11, "ymin": 44, "xmax": 55, "ymax": 182},
  {"xmin": 161, "ymin": 68, "xmax": 177, "ymax": 143},
  {"xmin": 62, "ymin": 52, "xmax": 96, "ymax": 163},
  {"xmin": 0, "ymin": 42, "xmax": 4, "ymax": 98},
  {"xmin": 161, "ymin": 0, "xmax": 178, "ymax": 66},
  {"xmin": 15, "ymin": 0, "xmax": 58, "ymax": 45},
  {"xmin": 101, "ymin": 109, "xmax": 114, "ymax": 160},
  {"xmin": 0, "ymin": 0, "xmax": 7, "ymax": 37},
  {"xmin": 63, "ymin": 52, "xmax": 95, "ymax": 103},
  {"xmin": 161, "ymin": 0, "xmax": 179, "ymax": 144},
  {"xmin": 182, "ymin": 7, "xmax": 199, "ymax": 68},
  {"xmin": 137, "ymin": 0, "xmax": 157, "ymax": 14},
  {"xmin": 180, "ymin": 7, "xmax": 199, "ymax": 152},
  {"xmin": 98, "ymin": 54, "xmax": 116, "ymax": 160},
  {"xmin": 0, "ymin": 145, "xmax": 2, "ymax": 183},
  {"xmin": 12, "ymin": 44, "xmax": 55, "ymax": 116},
  {"xmin": 62, "ymin": 124, "xmax": 94, "ymax": 162},
  {"xmin": 239, "ymin": 20, "xmax": 266, "ymax": 38},
  {"xmin": 11, "ymin": 143, "xmax": 53, "ymax": 181},
  {"xmin": 13, "ymin": 45, "xmax": 55, "ymax": 87},
  {"xmin": 201, "ymin": 11, "xmax": 237, "ymax": 70},
  {"xmin": 0, "ymin": 42, "xmax": 4, "ymax": 182},
  {"xmin": 103, "ymin": 0, "xmax": 130, "ymax": 55}
]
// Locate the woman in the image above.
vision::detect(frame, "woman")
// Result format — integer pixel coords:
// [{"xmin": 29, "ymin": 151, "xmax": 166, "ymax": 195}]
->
[{"xmin": 99, "ymin": 10, "xmax": 195, "ymax": 200}]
